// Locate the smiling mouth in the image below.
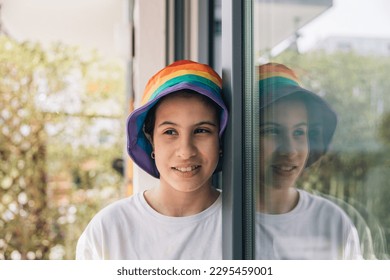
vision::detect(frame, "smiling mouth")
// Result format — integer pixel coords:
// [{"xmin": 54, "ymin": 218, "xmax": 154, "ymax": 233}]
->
[
  {"xmin": 272, "ymin": 165, "xmax": 296, "ymax": 172},
  {"xmin": 172, "ymin": 165, "xmax": 200, "ymax": 173}
]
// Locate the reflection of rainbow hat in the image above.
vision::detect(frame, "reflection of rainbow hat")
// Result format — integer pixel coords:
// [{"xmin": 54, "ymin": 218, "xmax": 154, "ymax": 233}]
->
[
  {"xmin": 259, "ymin": 63, "xmax": 337, "ymax": 167},
  {"xmin": 127, "ymin": 60, "xmax": 228, "ymax": 178}
]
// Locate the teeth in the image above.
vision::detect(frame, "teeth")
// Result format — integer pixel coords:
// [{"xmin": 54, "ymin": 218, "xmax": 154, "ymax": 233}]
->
[
  {"xmin": 174, "ymin": 166, "xmax": 199, "ymax": 172},
  {"xmin": 275, "ymin": 166, "xmax": 294, "ymax": 172}
]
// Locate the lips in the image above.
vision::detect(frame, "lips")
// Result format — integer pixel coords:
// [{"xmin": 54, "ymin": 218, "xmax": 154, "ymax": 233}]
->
[
  {"xmin": 271, "ymin": 164, "xmax": 298, "ymax": 174},
  {"xmin": 172, "ymin": 165, "xmax": 201, "ymax": 173}
]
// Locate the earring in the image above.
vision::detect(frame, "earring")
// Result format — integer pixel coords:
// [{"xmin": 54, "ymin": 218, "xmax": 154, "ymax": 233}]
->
[
  {"xmin": 151, "ymin": 151, "xmax": 155, "ymax": 159},
  {"xmin": 219, "ymin": 150, "xmax": 223, "ymax": 157}
]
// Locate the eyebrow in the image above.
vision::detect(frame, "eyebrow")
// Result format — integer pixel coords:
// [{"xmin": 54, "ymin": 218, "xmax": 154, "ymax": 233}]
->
[
  {"xmin": 260, "ymin": 122, "xmax": 308, "ymax": 128},
  {"xmin": 157, "ymin": 121, "xmax": 217, "ymax": 127}
]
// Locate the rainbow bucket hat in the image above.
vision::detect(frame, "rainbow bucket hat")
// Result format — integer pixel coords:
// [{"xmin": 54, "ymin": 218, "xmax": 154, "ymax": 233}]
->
[
  {"xmin": 259, "ymin": 63, "xmax": 337, "ymax": 167},
  {"xmin": 127, "ymin": 60, "xmax": 228, "ymax": 178}
]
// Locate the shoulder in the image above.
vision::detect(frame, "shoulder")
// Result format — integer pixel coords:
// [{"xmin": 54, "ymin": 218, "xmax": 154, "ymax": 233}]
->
[
  {"xmin": 76, "ymin": 193, "xmax": 145, "ymax": 259},
  {"xmin": 298, "ymin": 189, "xmax": 351, "ymax": 219},
  {"xmin": 297, "ymin": 190, "xmax": 360, "ymax": 243},
  {"xmin": 299, "ymin": 189, "xmax": 337, "ymax": 208},
  {"xmin": 86, "ymin": 193, "xmax": 145, "ymax": 229}
]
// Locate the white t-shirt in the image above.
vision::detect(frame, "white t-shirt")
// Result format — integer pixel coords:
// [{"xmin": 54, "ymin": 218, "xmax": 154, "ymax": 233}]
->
[
  {"xmin": 76, "ymin": 191, "xmax": 222, "ymax": 260},
  {"xmin": 255, "ymin": 189, "xmax": 362, "ymax": 260}
]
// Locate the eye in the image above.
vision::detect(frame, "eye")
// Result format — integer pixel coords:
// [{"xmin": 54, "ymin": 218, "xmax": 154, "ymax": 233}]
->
[
  {"xmin": 163, "ymin": 129, "xmax": 177, "ymax": 135},
  {"xmin": 293, "ymin": 128, "xmax": 307, "ymax": 137},
  {"xmin": 260, "ymin": 127, "xmax": 279, "ymax": 136},
  {"xmin": 194, "ymin": 128, "xmax": 211, "ymax": 134}
]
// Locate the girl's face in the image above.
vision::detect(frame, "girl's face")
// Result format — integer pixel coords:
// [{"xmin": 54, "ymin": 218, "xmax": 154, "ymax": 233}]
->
[
  {"xmin": 260, "ymin": 98, "xmax": 309, "ymax": 191},
  {"xmin": 152, "ymin": 93, "xmax": 220, "ymax": 193}
]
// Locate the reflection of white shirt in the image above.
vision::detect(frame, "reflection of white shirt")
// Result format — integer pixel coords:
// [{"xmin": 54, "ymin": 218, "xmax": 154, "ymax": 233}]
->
[
  {"xmin": 76, "ymin": 192, "xmax": 222, "ymax": 260},
  {"xmin": 256, "ymin": 189, "xmax": 362, "ymax": 259}
]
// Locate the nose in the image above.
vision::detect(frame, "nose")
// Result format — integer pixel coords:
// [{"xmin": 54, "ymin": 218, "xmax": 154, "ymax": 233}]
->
[
  {"xmin": 278, "ymin": 134, "xmax": 299, "ymax": 157},
  {"xmin": 176, "ymin": 135, "xmax": 197, "ymax": 159}
]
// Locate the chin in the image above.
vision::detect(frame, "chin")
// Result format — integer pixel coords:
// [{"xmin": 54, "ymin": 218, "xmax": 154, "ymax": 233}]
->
[{"xmin": 261, "ymin": 180, "xmax": 296, "ymax": 191}]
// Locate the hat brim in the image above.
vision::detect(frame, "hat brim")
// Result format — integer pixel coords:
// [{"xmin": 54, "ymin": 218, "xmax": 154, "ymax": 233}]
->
[
  {"xmin": 260, "ymin": 84, "xmax": 337, "ymax": 167},
  {"xmin": 127, "ymin": 82, "xmax": 228, "ymax": 178}
]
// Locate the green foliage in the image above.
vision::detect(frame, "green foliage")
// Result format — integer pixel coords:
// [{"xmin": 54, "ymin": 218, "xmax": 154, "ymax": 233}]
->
[
  {"xmin": 275, "ymin": 51, "xmax": 390, "ymax": 151},
  {"xmin": 0, "ymin": 35, "xmax": 125, "ymax": 259}
]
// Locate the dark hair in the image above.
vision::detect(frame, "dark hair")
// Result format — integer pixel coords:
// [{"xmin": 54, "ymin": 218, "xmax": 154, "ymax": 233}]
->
[
  {"xmin": 143, "ymin": 90, "xmax": 221, "ymax": 142},
  {"xmin": 143, "ymin": 103, "xmax": 158, "ymax": 140}
]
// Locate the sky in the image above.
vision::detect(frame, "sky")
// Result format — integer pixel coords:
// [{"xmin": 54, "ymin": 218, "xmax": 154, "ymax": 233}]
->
[{"xmin": 298, "ymin": 0, "xmax": 390, "ymax": 52}]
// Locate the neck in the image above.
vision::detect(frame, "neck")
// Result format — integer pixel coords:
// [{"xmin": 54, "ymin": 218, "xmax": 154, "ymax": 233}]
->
[
  {"xmin": 144, "ymin": 184, "xmax": 219, "ymax": 217},
  {"xmin": 257, "ymin": 186, "xmax": 299, "ymax": 214}
]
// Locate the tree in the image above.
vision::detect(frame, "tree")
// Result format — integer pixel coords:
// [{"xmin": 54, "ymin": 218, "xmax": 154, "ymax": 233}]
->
[{"xmin": 0, "ymin": 35, "xmax": 125, "ymax": 259}]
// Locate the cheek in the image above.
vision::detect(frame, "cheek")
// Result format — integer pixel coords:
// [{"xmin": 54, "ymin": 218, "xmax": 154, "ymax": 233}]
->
[
  {"xmin": 260, "ymin": 139, "xmax": 276, "ymax": 161},
  {"xmin": 152, "ymin": 133, "xmax": 175, "ymax": 151},
  {"xmin": 153, "ymin": 139, "xmax": 171, "ymax": 164},
  {"xmin": 298, "ymin": 140, "xmax": 310, "ymax": 157},
  {"xmin": 200, "ymin": 138, "xmax": 220, "ymax": 160},
  {"xmin": 208, "ymin": 139, "xmax": 220, "ymax": 154}
]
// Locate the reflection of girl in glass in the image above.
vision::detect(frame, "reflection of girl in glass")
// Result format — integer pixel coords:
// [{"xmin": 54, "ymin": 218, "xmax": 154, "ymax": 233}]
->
[
  {"xmin": 256, "ymin": 63, "xmax": 362, "ymax": 259},
  {"xmin": 76, "ymin": 60, "xmax": 228, "ymax": 259}
]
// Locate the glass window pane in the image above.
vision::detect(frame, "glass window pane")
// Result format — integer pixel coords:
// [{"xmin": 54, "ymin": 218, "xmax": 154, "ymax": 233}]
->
[
  {"xmin": 255, "ymin": 0, "xmax": 390, "ymax": 259},
  {"xmin": 221, "ymin": 0, "xmax": 256, "ymax": 259}
]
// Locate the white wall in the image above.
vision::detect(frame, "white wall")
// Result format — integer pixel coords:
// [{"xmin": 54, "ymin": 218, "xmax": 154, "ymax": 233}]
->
[{"xmin": 132, "ymin": 0, "xmax": 167, "ymax": 192}]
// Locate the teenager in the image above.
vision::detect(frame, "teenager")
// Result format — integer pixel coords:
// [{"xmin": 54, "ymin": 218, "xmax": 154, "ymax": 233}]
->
[{"xmin": 76, "ymin": 60, "xmax": 228, "ymax": 259}]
